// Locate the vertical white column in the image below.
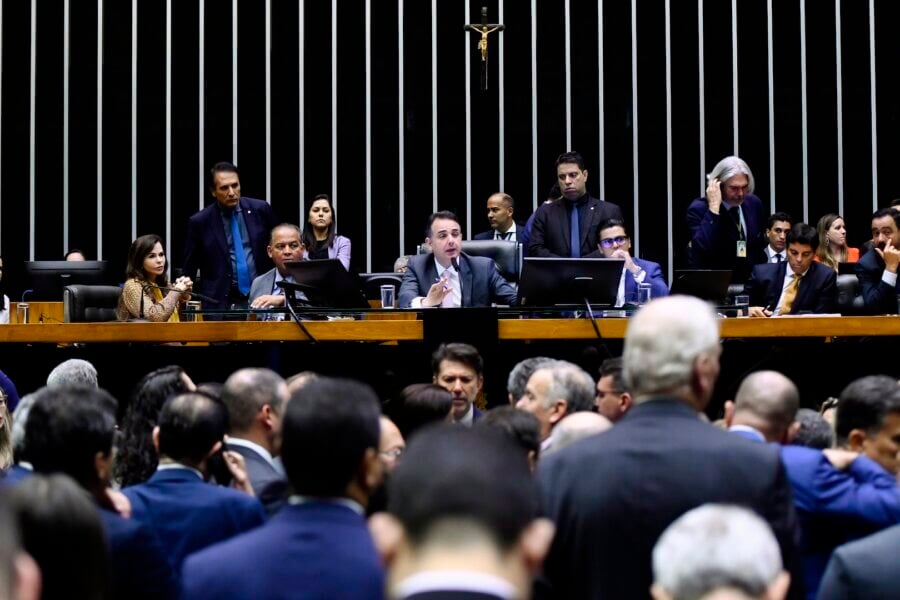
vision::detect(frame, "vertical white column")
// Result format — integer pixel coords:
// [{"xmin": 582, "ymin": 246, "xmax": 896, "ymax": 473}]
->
[
  {"xmin": 331, "ymin": 0, "xmax": 337, "ymax": 223},
  {"xmin": 835, "ymin": 0, "xmax": 844, "ymax": 215},
  {"xmin": 698, "ymin": 0, "xmax": 706, "ymax": 193},
  {"xmin": 498, "ymin": 0, "xmax": 505, "ymax": 190},
  {"xmin": 800, "ymin": 0, "xmax": 809, "ymax": 222},
  {"xmin": 630, "ymin": 0, "xmax": 639, "ymax": 255},
  {"xmin": 464, "ymin": 0, "xmax": 472, "ymax": 236},
  {"xmin": 29, "ymin": 0, "xmax": 36, "ymax": 259},
  {"xmin": 398, "ymin": 0, "xmax": 405, "ymax": 257},
  {"xmin": 199, "ymin": 0, "xmax": 205, "ymax": 211},
  {"xmin": 530, "ymin": 0, "xmax": 537, "ymax": 210},
  {"xmin": 265, "ymin": 0, "xmax": 271, "ymax": 203},
  {"xmin": 564, "ymin": 0, "xmax": 571, "ymax": 150},
  {"xmin": 432, "ymin": 0, "xmax": 438, "ymax": 215},
  {"xmin": 365, "ymin": 0, "xmax": 372, "ymax": 271},
  {"xmin": 232, "ymin": 0, "xmax": 238, "ymax": 164},
  {"xmin": 597, "ymin": 0, "xmax": 605, "ymax": 200},
  {"xmin": 97, "ymin": 0, "xmax": 104, "ymax": 258},
  {"xmin": 63, "ymin": 0, "xmax": 70, "ymax": 254},
  {"xmin": 131, "ymin": 0, "xmax": 137, "ymax": 239},
  {"xmin": 731, "ymin": 0, "xmax": 738, "ymax": 155},
  {"xmin": 767, "ymin": 0, "xmax": 775, "ymax": 212},
  {"xmin": 299, "ymin": 1, "xmax": 305, "ymax": 221},
  {"xmin": 869, "ymin": 0, "xmax": 878, "ymax": 209},
  {"xmin": 665, "ymin": 0, "xmax": 673, "ymax": 283},
  {"xmin": 165, "ymin": 0, "xmax": 172, "ymax": 257}
]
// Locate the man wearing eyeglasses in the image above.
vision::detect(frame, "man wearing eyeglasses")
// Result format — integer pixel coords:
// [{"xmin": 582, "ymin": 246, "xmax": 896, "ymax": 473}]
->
[{"xmin": 589, "ymin": 218, "xmax": 668, "ymax": 306}]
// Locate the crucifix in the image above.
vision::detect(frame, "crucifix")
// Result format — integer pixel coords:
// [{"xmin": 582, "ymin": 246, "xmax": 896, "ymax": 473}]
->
[{"xmin": 464, "ymin": 7, "xmax": 505, "ymax": 92}]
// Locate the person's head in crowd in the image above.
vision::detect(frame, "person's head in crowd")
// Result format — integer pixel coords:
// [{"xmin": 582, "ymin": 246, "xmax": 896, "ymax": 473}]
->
[
  {"xmin": 431, "ymin": 343, "xmax": 484, "ymax": 424},
  {"xmin": 221, "ymin": 368, "xmax": 289, "ymax": 457},
  {"xmin": 195, "ymin": 381, "xmax": 223, "ymax": 400},
  {"xmin": 425, "ymin": 211, "xmax": 463, "ymax": 269},
  {"xmin": 478, "ymin": 406, "xmax": 542, "ymax": 472},
  {"xmin": 547, "ymin": 182, "xmax": 562, "ymax": 202},
  {"xmin": 124, "ymin": 233, "xmax": 172, "ymax": 287},
  {"xmin": 791, "ymin": 408, "xmax": 835, "ymax": 450},
  {"xmin": 784, "ymin": 223, "xmax": 819, "ymax": 278},
  {"xmin": 623, "ymin": 296, "xmax": 721, "ymax": 411},
  {"xmin": 836, "ymin": 375, "xmax": 900, "ymax": 476},
  {"xmin": 393, "ymin": 255, "xmax": 412, "ymax": 273},
  {"xmin": 10, "ymin": 474, "xmax": 109, "ymax": 600},
  {"xmin": 395, "ymin": 383, "xmax": 453, "ymax": 440},
  {"xmin": 153, "ymin": 393, "xmax": 229, "ymax": 475},
  {"xmin": 286, "ymin": 370, "xmax": 319, "ymax": 395},
  {"xmin": 379, "ymin": 416, "xmax": 406, "ymax": 473},
  {"xmin": 766, "ymin": 212, "xmax": 792, "ymax": 254},
  {"xmin": 0, "ymin": 492, "xmax": 41, "ymax": 600},
  {"xmin": 10, "ymin": 392, "xmax": 38, "ymax": 460},
  {"xmin": 708, "ymin": 156, "xmax": 755, "ymax": 206},
  {"xmin": 372, "ymin": 426, "xmax": 554, "ymax": 598},
  {"xmin": 282, "ymin": 377, "xmax": 383, "ymax": 508},
  {"xmin": 0, "ymin": 370, "xmax": 19, "ymax": 414},
  {"xmin": 549, "ymin": 412, "xmax": 612, "ymax": 454},
  {"xmin": 64, "ymin": 249, "xmax": 85, "ymax": 262},
  {"xmin": 555, "ymin": 151, "xmax": 589, "ymax": 201},
  {"xmin": 302, "ymin": 194, "xmax": 337, "ymax": 250},
  {"xmin": 486, "ymin": 193, "xmax": 515, "ymax": 233},
  {"xmin": 725, "ymin": 371, "xmax": 800, "ymax": 444},
  {"xmin": 24, "ymin": 386, "xmax": 119, "ymax": 510},
  {"xmin": 115, "ymin": 365, "xmax": 196, "ymax": 487},
  {"xmin": 46, "ymin": 359, "xmax": 98, "ymax": 389},
  {"xmin": 506, "ymin": 356, "xmax": 554, "ymax": 405},
  {"xmin": 0, "ymin": 387, "xmax": 12, "ymax": 470},
  {"xmin": 209, "ymin": 161, "xmax": 241, "ymax": 210},
  {"xmin": 869, "ymin": 207, "xmax": 900, "ymax": 252},
  {"xmin": 516, "ymin": 360, "xmax": 595, "ymax": 442},
  {"xmin": 816, "ymin": 213, "xmax": 851, "ymax": 268},
  {"xmin": 595, "ymin": 356, "xmax": 633, "ymax": 422},
  {"xmin": 266, "ymin": 224, "xmax": 303, "ymax": 277},
  {"xmin": 889, "ymin": 198, "xmax": 900, "ymax": 213},
  {"xmin": 651, "ymin": 504, "xmax": 789, "ymax": 600}
]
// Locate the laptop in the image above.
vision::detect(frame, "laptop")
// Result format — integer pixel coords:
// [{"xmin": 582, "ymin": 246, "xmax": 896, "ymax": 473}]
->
[
  {"xmin": 518, "ymin": 257, "xmax": 625, "ymax": 307},
  {"xmin": 669, "ymin": 270, "xmax": 734, "ymax": 302}
]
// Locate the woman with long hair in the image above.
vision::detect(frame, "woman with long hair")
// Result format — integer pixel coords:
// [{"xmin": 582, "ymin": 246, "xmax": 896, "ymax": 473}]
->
[
  {"xmin": 0, "ymin": 390, "xmax": 13, "ymax": 470},
  {"xmin": 301, "ymin": 194, "xmax": 352, "ymax": 270},
  {"xmin": 116, "ymin": 234, "xmax": 193, "ymax": 321},
  {"xmin": 815, "ymin": 213, "xmax": 859, "ymax": 271}
]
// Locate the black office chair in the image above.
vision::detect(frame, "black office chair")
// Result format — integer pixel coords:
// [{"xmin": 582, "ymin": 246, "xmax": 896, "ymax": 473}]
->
[
  {"xmin": 836, "ymin": 273, "xmax": 864, "ymax": 315},
  {"xmin": 460, "ymin": 239, "xmax": 522, "ymax": 284},
  {"xmin": 63, "ymin": 284, "xmax": 123, "ymax": 322},
  {"xmin": 358, "ymin": 273, "xmax": 404, "ymax": 302}
]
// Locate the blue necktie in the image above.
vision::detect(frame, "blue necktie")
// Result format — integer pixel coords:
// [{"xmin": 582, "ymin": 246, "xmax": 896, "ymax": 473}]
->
[
  {"xmin": 230, "ymin": 210, "xmax": 251, "ymax": 295},
  {"xmin": 570, "ymin": 204, "xmax": 581, "ymax": 258}
]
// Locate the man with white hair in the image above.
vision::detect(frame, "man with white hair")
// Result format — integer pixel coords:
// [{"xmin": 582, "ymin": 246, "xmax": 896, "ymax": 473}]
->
[
  {"xmin": 537, "ymin": 295, "xmax": 801, "ymax": 600},
  {"xmin": 46, "ymin": 359, "xmax": 98, "ymax": 388},
  {"xmin": 651, "ymin": 504, "xmax": 790, "ymax": 600},
  {"xmin": 515, "ymin": 359, "xmax": 595, "ymax": 452}
]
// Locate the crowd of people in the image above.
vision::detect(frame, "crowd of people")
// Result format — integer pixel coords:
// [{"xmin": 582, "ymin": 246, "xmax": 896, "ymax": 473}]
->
[{"xmin": 0, "ymin": 293, "xmax": 898, "ymax": 598}]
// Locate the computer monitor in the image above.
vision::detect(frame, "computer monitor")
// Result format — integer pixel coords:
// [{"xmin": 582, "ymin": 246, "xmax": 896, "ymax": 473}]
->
[
  {"xmin": 282, "ymin": 259, "xmax": 369, "ymax": 309},
  {"xmin": 518, "ymin": 257, "xmax": 625, "ymax": 307},
  {"xmin": 24, "ymin": 260, "xmax": 116, "ymax": 301},
  {"xmin": 669, "ymin": 270, "xmax": 733, "ymax": 302}
]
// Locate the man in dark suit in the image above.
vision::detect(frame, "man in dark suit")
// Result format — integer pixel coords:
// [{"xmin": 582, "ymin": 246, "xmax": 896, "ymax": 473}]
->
[
  {"xmin": 818, "ymin": 523, "xmax": 900, "ymax": 599},
  {"xmin": 855, "ymin": 207, "xmax": 900, "ymax": 315},
  {"xmin": 182, "ymin": 162, "xmax": 277, "ymax": 310},
  {"xmin": 588, "ymin": 218, "xmax": 669, "ymax": 305},
  {"xmin": 432, "ymin": 343, "xmax": 484, "ymax": 426},
  {"xmin": 221, "ymin": 368, "xmax": 289, "ymax": 513},
  {"xmin": 686, "ymin": 155, "xmax": 766, "ymax": 282},
  {"xmin": 181, "ymin": 378, "xmax": 386, "ymax": 600},
  {"xmin": 744, "ymin": 223, "xmax": 838, "ymax": 316},
  {"xmin": 370, "ymin": 426, "xmax": 554, "ymax": 600},
  {"xmin": 527, "ymin": 151, "xmax": 623, "ymax": 258},
  {"xmin": 474, "ymin": 192, "xmax": 530, "ymax": 248},
  {"xmin": 399, "ymin": 211, "xmax": 517, "ymax": 308},
  {"xmin": 122, "ymin": 392, "xmax": 266, "ymax": 574},
  {"xmin": 537, "ymin": 295, "xmax": 803, "ymax": 600}
]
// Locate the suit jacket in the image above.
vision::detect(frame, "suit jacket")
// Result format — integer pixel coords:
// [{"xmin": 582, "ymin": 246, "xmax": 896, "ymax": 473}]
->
[
  {"xmin": 855, "ymin": 248, "xmax": 899, "ymax": 315},
  {"xmin": 398, "ymin": 254, "xmax": 517, "ymax": 308},
  {"xmin": 225, "ymin": 441, "xmax": 286, "ymax": 515},
  {"xmin": 182, "ymin": 197, "xmax": 277, "ymax": 308},
  {"xmin": 122, "ymin": 468, "xmax": 266, "ymax": 573},
  {"xmin": 818, "ymin": 523, "xmax": 900, "ymax": 600},
  {"xmin": 181, "ymin": 501, "xmax": 384, "ymax": 600},
  {"xmin": 474, "ymin": 221, "xmax": 530, "ymax": 249},
  {"xmin": 743, "ymin": 261, "xmax": 837, "ymax": 314},
  {"xmin": 527, "ymin": 195, "xmax": 623, "ymax": 258},
  {"xmin": 302, "ymin": 234, "xmax": 352, "ymax": 271},
  {"xmin": 624, "ymin": 257, "xmax": 668, "ymax": 302},
  {"xmin": 686, "ymin": 194, "xmax": 766, "ymax": 282},
  {"xmin": 248, "ymin": 267, "xmax": 279, "ymax": 304},
  {"xmin": 537, "ymin": 398, "xmax": 802, "ymax": 600},
  {"xmin": 98, "ymin": 507, "xmax": 178, "ymax": 600}
]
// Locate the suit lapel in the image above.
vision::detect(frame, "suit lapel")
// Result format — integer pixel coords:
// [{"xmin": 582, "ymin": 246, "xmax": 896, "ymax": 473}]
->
[
  {"xmin": 769, "ymin": 263, "xmax": 788, "ymax": 308},
  {"xmin": 422, "ymin": 258, "xmax": 438, "ymax": 297},
  {"xmin": 210, "ymin": 204, "xmax": 229, "ymax": 256}
]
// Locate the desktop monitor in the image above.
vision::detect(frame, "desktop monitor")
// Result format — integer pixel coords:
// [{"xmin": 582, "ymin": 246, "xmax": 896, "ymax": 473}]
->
[
  {"xmin": 282, "ymin": 259, "xmax": 369, "ymax": 309},
  {"xmin": 518, "ymin": 257, "xmax": 625, "ymax": 307},
  {"xmin": 24, "ymin": 260, "xmax": 116, "ymax": 301},
  {"xmin": 669, "ymin": 270, "xmax": 733, "ymax": 302}
]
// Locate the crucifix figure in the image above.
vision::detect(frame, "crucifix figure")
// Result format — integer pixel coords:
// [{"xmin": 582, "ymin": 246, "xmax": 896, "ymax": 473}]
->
[{"xmin": 464, "ymin": 7, "xmax": 505, "ymax": 91}]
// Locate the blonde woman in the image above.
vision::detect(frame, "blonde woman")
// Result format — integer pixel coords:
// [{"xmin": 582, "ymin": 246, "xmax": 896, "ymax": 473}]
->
[{"xmin": 815, "ymin": 213, "xmax": 859, "ymax": 271}]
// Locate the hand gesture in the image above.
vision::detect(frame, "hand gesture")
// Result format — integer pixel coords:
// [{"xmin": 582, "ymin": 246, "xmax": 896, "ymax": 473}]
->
[
  {"xmin": 748, "ymin": 306, "xmax": 772, "ymax": 318},
  {"xmin": 706, "ymin": 177, "xmax": 722, "ymax": 215},
  {"xmin": 876, "ymin": 238, "xmax": 900, "ymax": 273},
  {"xmin": 250, "ymin": 294, "xmax": 286, "ymax": 309},
  {"xmin": 611, "ymin": 248, "xmax": 635, "ymax": 272},
  {"xmin": 423, "ymin": 273, "xmax": 452, "ymax": 307},
  {"xmin": 222, "ymin": 450, "xmax": 255, "ymax": 496}
]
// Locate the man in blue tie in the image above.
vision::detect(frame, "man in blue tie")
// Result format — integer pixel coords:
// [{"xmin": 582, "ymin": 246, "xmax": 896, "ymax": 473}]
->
[
  {"xmin": 183, "ymin": 162, "xmax": 277, "ymax": 312},
  {"xmin": 527, "ymin": 151, "xmax": 623, "ymax": 258}
]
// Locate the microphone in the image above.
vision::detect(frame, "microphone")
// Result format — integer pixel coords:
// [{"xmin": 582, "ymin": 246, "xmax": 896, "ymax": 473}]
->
[{"xmin": 142, "ymin": 283, "xmax": 219, "ymax": 305}]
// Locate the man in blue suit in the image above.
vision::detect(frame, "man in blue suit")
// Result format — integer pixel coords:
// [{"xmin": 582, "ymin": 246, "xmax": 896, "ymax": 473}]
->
[
  {"xmin": 726, "ymin": 371, "xmax": 900, "ymax": 599},
  {"xmin": 399, "ymin": 211, "xmax": 517, "ymax": 308},
  {"xmin": 123, "ymin": 393, "xmax": 266, "ymax": 574},
  {"xmin": 686, "ymin": 155, "xmax": 766, "ymax": 282},
  {"xmin": 182, "ymin": 162, "xmax": 277, "ymax": 310},
  {"xmin": 587, "ymin": 218, "xmax": 668, "ymax": 305},
  {"xmin": 856, "ymin": 207, "xmax": 900, "ymax": 315},
  {"xmin": 744, "ymin": 223, "xmax": 837, "ymax": 316},
  {"xmin": 181, "ymin": 377, "xmax": 386, "ymax": 600}
]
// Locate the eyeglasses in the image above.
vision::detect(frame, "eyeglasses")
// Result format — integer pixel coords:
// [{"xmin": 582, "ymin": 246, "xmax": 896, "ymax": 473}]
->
[
  {"xmin": 380, "ymin": 447, "xmax": 404, "ymax": 460},
  {"xmin": 599, "ymin": 236, "xmax": 628, "ymax": 249}
]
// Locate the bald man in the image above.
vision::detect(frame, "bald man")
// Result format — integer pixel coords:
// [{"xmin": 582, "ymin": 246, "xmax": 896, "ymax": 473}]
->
[{"xmin": 474, "ymin": 193, "xmax": 530, "ymax": 247}]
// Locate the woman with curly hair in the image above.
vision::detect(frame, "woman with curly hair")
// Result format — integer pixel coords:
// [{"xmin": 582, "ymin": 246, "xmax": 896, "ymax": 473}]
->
[
  {"xmin": 114, "ymin": 365, "xmax": 195, "ymax": 487},
  {"xmin": 815, "ymin": 213, "xmax": 859, "ymax": 271}
]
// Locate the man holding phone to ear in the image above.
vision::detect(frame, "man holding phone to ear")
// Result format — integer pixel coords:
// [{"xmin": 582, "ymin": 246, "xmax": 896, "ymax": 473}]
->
[{"xmin": 686, "ymin": 155, "xmax": 767, "ymax": 283}]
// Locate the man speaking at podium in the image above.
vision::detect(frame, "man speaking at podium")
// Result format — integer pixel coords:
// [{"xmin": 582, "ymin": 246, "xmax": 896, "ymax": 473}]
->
[{"xmin": 398, "ymin": 211, "xmax": 517, "ymax": 308}]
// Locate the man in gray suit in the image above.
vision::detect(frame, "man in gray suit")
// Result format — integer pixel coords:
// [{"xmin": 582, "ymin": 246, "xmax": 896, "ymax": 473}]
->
[
  {"xmin": 818, "ymin": 523, "xmax": 900, "ymax": 599},
  {"xmin": 248, "ymin": 223, "xmax": 305, "ymax": 316}
]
